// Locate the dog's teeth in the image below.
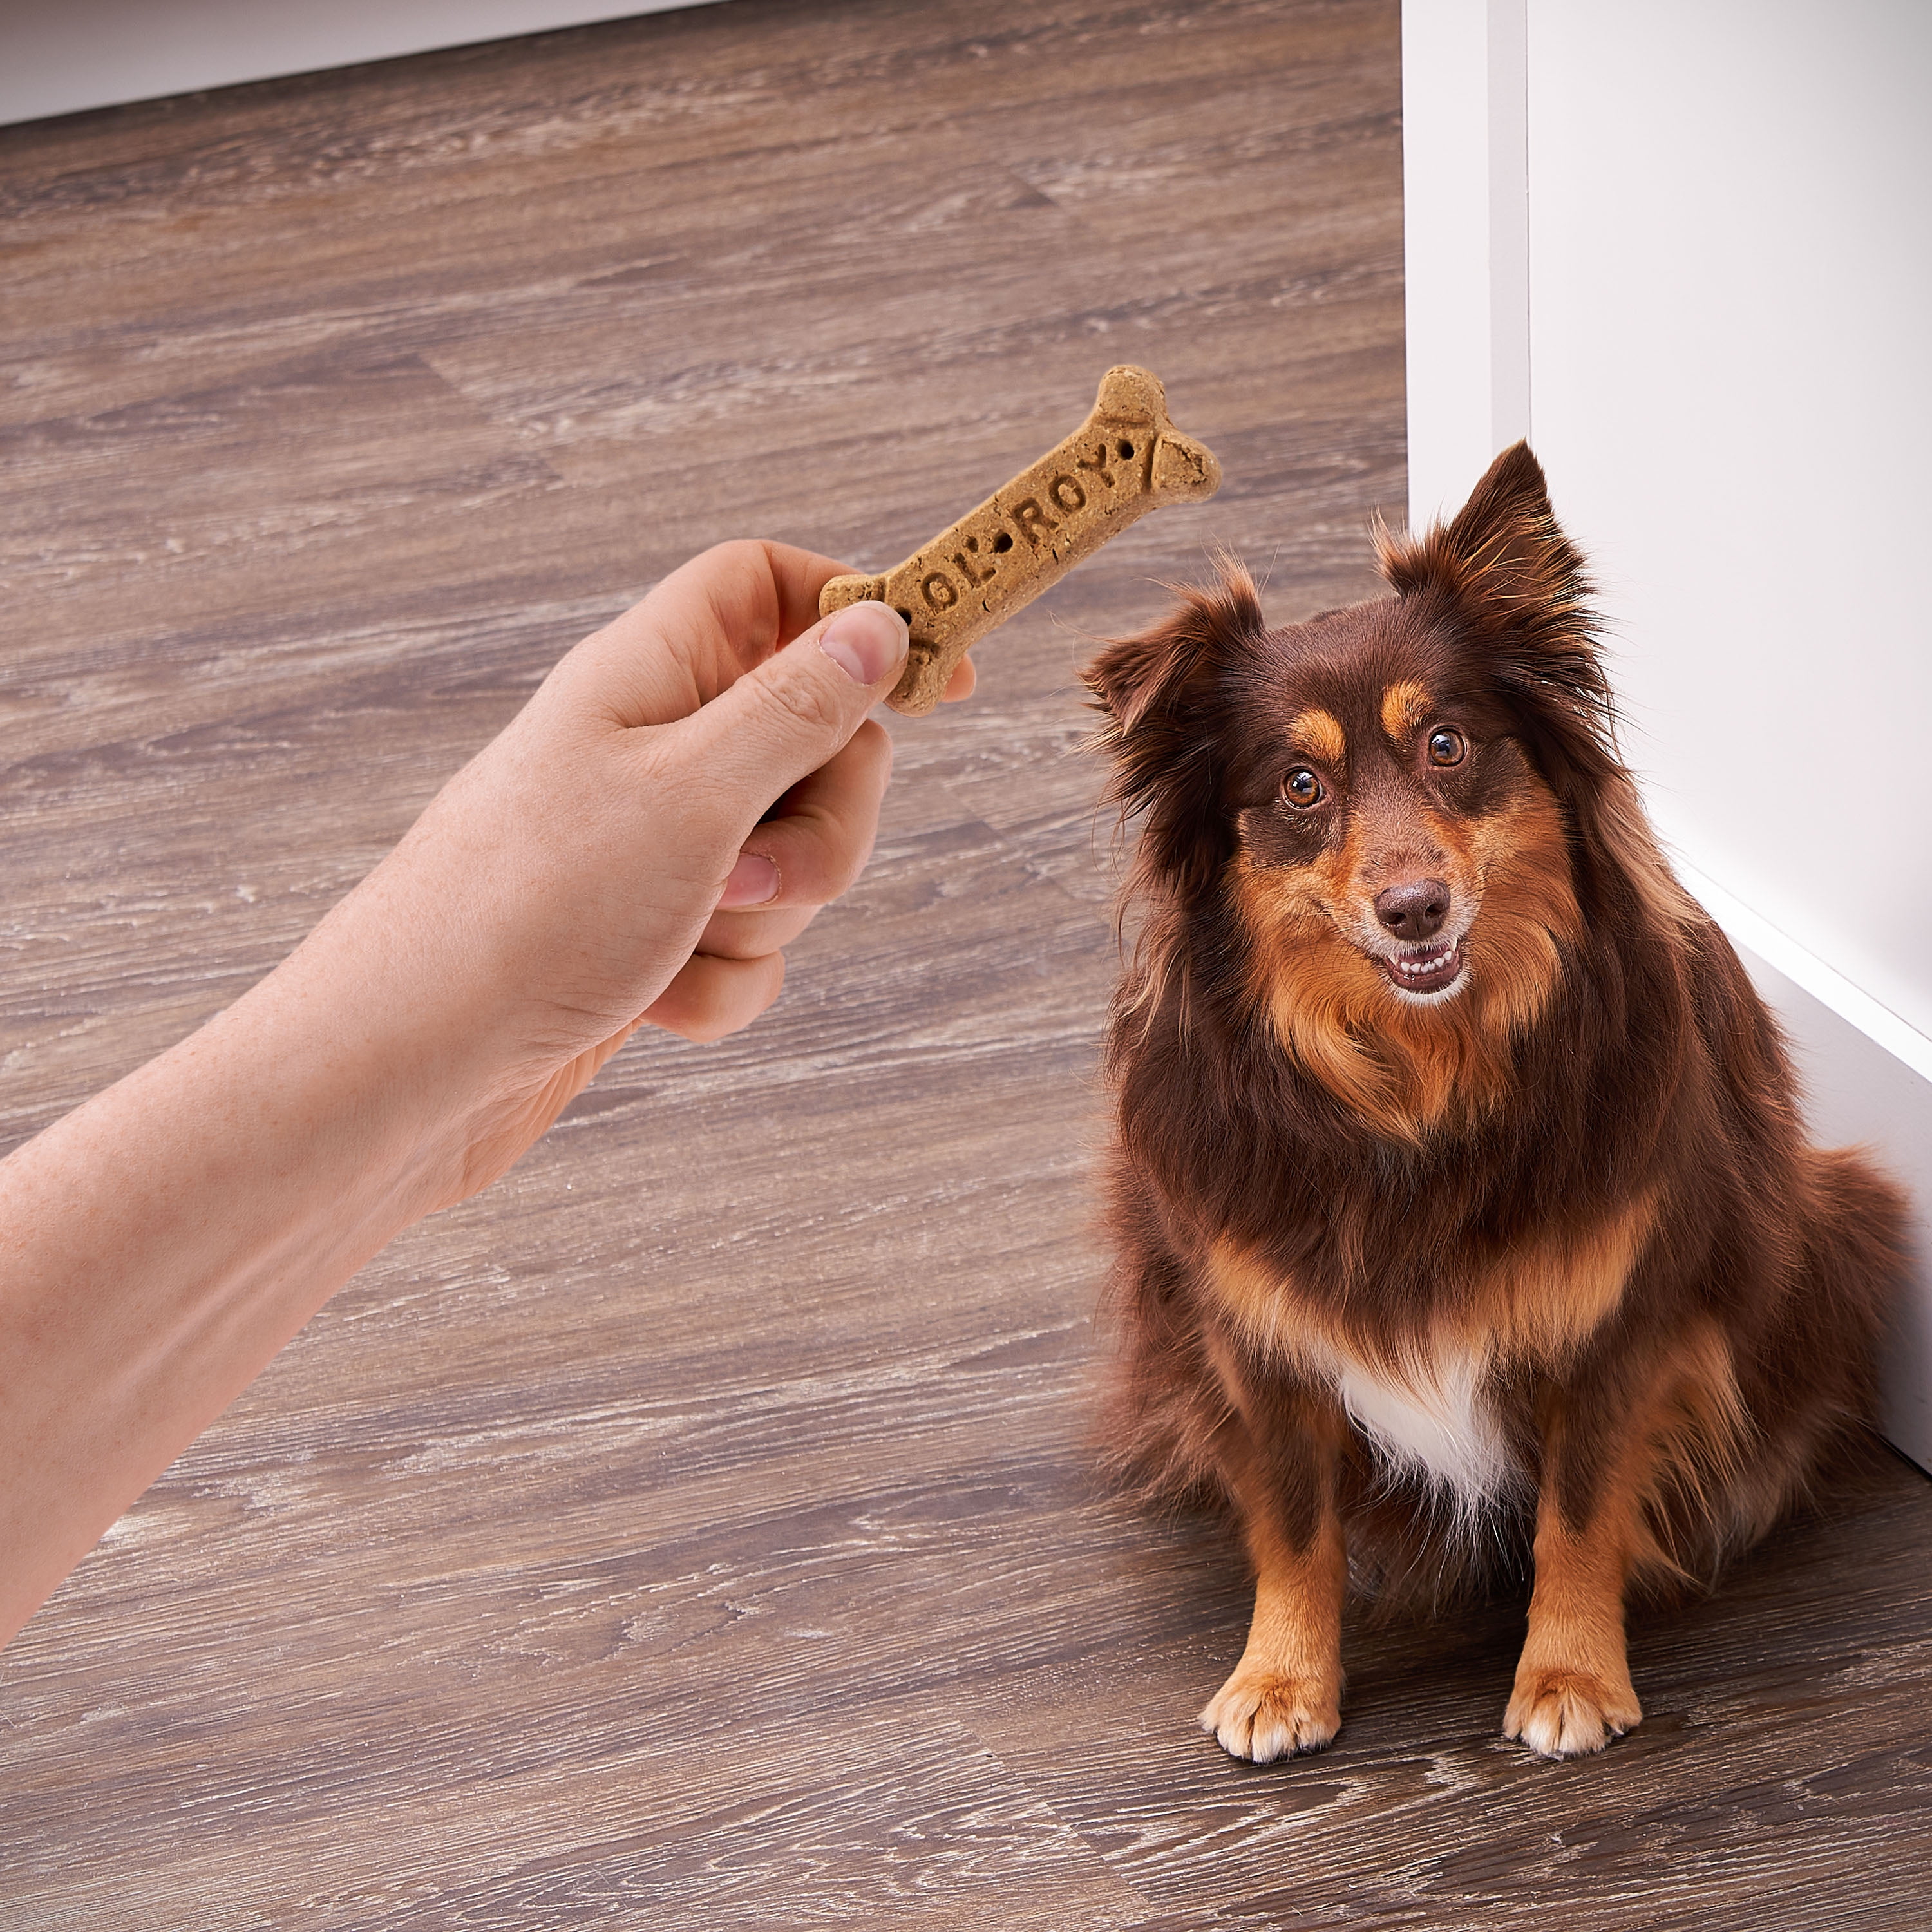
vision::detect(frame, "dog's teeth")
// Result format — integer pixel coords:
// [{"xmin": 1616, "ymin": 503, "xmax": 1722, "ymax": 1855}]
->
[{"xmin": 1391, "ymin": 947, "xmax": 1457, "ymax": 983}]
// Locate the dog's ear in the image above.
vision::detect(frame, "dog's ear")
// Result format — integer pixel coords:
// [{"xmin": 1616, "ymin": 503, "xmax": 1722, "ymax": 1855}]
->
[
  {"xmin": 1380, "ymin": 446, "xmax": 1698, "ymax": 934},
  {"xmin": 1083, "ymin": 561, "xmax": 1265, "ymax": 896},
  {"xmin": 1375, "ymin": 442, "xmax": 1615, "ymax": 783}
]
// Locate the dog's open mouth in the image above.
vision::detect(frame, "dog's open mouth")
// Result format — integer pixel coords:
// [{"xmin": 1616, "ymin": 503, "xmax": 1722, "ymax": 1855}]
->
[{"xmin": 1378, "ymin": 940, "xmax": 1464, "ymax": 997}]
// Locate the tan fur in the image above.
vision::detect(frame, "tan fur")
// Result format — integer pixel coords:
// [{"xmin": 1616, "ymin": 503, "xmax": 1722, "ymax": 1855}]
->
[
  {"xmin": 1288, "ymin": 706, "xmax": 1347, "ymax": 767},
  {"xmin": 1508, "ymin": 1367, "xmax": 1670, "ymax": 1755},
  {"xmin": 1200, "ymin": 1508, "xmax": 1348, "ymax": 1761},
  {"xmin": 1205, "ymin": 1190, "xmax": 1656, "ymax": 1387},
  {"xmin": 1197, "ymin": 1333, "xmax": 1350, "ymax": 1761},
  {"xmin": 1506, "ymin": 1492, "xmax": 1645, "ymax": 1756},
  {"xmin": 1483, "ymin": 1194, "xmax": 1660, "ymax": 1364},
  {"xmin": 1505, "ymin": 1323, "xmax": 1754, "ymax": 1754},
  {"xmin": 1231, "ymin": 779, "xmax": 1581, "ymax": 1139},
  {"xmin": 1380, "ymin": 679, "xmax": 1432, "ymax": 745}
]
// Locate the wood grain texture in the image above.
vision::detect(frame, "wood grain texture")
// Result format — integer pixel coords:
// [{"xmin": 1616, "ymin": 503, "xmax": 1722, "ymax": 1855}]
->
[{"xmin": 1, "ymin": 1, "xmax": 1926, "ymax": 1925}]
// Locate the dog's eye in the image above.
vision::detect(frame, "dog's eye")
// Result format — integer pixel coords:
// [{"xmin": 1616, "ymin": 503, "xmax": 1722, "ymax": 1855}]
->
[
  {"xmin": 1427, "ymin": 728, "xmax": 1468, "ymax": 768},
  {"xmin": 1282, "ymin": 768, "xmax": 1325, "ymax": 809}
]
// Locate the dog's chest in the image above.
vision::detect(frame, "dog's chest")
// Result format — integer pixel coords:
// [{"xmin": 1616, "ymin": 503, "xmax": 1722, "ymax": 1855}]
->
[
  {"xmin": 1204, "ymin": 1242, "xmax": 1522, "ymax": 1510},
  {"xmin": 1327, "ymin": 1342, "xmax": 1515, "ymax": 1511}
]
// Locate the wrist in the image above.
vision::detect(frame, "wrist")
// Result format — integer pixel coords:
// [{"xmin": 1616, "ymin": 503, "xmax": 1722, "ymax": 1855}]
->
[
  {"xmin": 260, "ymin": 768, "xmax": 680, "ymax": 1218},
  {"xmin": 234, "ymin": 891, "xmax": 526, "ymax": 1228}
]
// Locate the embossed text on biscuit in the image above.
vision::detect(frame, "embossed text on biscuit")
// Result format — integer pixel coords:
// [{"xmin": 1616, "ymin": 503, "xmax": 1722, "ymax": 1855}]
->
[{"xmin": 820, "ymin": 365, "xmax": 1222, "ymax": 715}]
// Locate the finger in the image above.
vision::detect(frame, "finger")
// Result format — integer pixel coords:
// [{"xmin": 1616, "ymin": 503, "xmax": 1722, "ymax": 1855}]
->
[
  {"xmin": 693, "ymin": 715, "xmax": 891, "ymax": 958},
  {"xmin": 554, "ymin": 540, "xmax": 855, "ymax": 730},
  {"xmin": 940, "ymin": 655, "xmax": 977, "ymax": 701},
  {"xmin": 641, "ymin": 949, "xmax": 787, "ymax": 1044},
  {"xmin": 663, "ymin": 601, "xmax": 908, "ymax": 824},
  {"xmin": 692, "ymin": 901, "xmax": 820, "ymax": 961},
  {"xmin": 726, "ymin": 719, "xmax": 893, "ymax": 910}
]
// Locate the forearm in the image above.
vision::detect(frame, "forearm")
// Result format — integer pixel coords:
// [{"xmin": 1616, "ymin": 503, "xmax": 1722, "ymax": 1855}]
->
[
  {"xmin": 0, "ymin": 891, "xmax": 491, "ymax": 1645},
  {"xmin": 0, "ymin": 553, "xmax": 909, "ymax": 1647}
]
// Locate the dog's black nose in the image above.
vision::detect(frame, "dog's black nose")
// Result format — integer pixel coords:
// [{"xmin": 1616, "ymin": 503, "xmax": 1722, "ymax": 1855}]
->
[{"xmin": 1374, "ymin": 878, "xmax": 1450, "ymax": 941}]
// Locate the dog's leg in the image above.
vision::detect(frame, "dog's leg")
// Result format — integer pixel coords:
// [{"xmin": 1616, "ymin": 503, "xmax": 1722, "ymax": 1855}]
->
[
  {"xmin": 1198, "ymin": 1374, "xmax": 1349, "ymax": 1763},
  {"xmin": 1504, "ymin": 1399, "xmax": 1645, "ymax": 1757}
]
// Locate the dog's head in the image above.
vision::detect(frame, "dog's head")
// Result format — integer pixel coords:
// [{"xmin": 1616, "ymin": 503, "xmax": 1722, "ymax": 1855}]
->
[{"xmin": 1086, "ymin": 444, "xmax": 1672, "ymax": 1128}]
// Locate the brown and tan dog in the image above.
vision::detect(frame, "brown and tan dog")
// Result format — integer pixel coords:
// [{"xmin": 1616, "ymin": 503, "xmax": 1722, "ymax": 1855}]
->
[{"xmin": 1083, "ymin": 443, "xmax": 1908, "ymax": 1760}]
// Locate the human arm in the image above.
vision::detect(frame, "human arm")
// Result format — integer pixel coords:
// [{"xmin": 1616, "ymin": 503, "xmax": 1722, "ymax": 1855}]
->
[{"xmin": 0, "ymin": 540, "xmax": 933, "ymax": 1645}]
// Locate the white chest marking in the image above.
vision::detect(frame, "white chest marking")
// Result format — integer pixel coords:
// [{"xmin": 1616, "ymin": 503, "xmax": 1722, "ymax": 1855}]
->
[{"xmin": 1332, "ymin": 1343, "xmax": 1515, "ymax": 1513}]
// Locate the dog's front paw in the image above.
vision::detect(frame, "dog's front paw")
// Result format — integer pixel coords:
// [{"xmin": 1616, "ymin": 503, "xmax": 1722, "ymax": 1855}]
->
[
  {"xmin": 1504, "ymin": 1667, "xmax": 1642, "ymax": 1758},
  {"xmin": 1200, "ymin": 1665, "xmax": 1340, "ymax": 1763}
]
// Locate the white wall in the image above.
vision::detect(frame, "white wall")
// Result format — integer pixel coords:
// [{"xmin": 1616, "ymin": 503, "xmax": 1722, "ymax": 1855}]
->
[
  {"xmin": 1526, "ymin": 0, "xmax": 1932, "ymax": 1044},
  {"xmin": 1402, "ymin": 0, "xmax": 1932, "ymax": 1470},
  {"xmin": 0, "ymin": 0, "xmax": 728, "ymax": 126}
]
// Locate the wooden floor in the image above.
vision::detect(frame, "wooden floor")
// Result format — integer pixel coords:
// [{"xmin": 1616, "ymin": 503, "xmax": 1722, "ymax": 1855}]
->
[{"xmin": 3, "ymin": 3, "xmax": 1929, "ymax": 1924}]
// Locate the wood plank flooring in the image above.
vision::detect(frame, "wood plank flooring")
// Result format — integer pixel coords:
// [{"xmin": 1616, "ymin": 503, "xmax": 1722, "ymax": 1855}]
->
[{"xmin": 2, "ymin": 3, "xmax": 1928, "ymax": 1925}]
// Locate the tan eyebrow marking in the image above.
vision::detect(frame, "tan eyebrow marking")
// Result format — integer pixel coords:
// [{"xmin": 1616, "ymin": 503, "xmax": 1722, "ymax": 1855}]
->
[
  {"xmin": 1381, "ymin": 680, "xmax": 1432, "ymax": 744},
  {"xmin": 1288, "ymin": 706, "xmax": 1346, "ymax": 766}
]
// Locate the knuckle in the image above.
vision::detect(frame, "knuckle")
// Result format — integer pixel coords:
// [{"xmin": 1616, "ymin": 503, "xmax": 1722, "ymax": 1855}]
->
[
  {"xmin": 697, "ymin": 916, "xmax": 770, "ymax": 960},
  {"xmin": 652, "ymin": 950, "xmax": 785, "ymax": 1045},
  {"xmin": 755, "ymin": 661, "xmax": 847, "ymax": 739},
  {"xmin": 705, "ymin": 537, "xmax": 766, "ymax": 580}
]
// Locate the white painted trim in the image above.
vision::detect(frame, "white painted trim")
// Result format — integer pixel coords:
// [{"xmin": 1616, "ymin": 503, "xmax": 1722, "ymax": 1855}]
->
[
  {"xmin": 0, "ymin": 0, "xmax": 731, "ymax": 127},
  {"xmin": 1400, "ymin": 0, "xmax": 1492, "ymax": 534},
  {"xmin": 1721, "ymin": 936, "xmax": 1932, "ymax": 1479},
  {"xmin": 1675, "ymin": 849, "xmax": 1932, "ymax": 1476},
  {"xmin": 1484, "ymin": 0, "xmax": 1530, "ymax": 453},
  {"xmin": 1671, "ymin": 855, "xmax": 1932, "ymax": 1089},
  {"xmin": 1399, "ymin": 0, "xmax": 1533, "ymax": 533}
]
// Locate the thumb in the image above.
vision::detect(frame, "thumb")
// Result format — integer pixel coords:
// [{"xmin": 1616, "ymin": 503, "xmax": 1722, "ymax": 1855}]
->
[{"xmin": 672, "ymin": 599, "xmax": 910, "ymax": 806}]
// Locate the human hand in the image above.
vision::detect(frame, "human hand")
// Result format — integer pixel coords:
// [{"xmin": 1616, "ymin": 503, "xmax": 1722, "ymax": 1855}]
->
[
  {"xmin": 0, "ymin": 541, "xmax": 983, "ymax": 1641},
  {"xmin": 294, "ymin": 539, "xmax": 971, "ymax": 1208}
]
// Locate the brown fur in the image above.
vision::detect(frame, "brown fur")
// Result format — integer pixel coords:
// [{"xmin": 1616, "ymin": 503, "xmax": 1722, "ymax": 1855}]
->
[{"xmin": 1083, "ymin": 443, "xmax": 1909, "ymax": 1761}]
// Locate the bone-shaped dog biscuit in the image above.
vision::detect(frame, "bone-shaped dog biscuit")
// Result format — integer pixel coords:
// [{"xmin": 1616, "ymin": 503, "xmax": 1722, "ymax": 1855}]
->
[{"xmin": 820, "ymin": 365, "xmax": 1221, "ymax": 715}]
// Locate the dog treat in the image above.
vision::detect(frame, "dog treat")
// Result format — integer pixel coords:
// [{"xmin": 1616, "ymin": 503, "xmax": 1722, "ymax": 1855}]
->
[{"xmin": 820, "ymin": 365, "xmax": 1221, "ymax": 715}]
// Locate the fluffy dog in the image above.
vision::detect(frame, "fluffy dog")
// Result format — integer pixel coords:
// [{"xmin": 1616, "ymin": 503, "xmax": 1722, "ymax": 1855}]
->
[{"xmin": 1083, "ymin": 443, "xmax": 1907, "ymax": 1760}]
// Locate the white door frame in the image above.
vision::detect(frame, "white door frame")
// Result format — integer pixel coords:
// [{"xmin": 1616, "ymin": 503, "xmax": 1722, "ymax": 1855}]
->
[{"xmin": 1401, "ymin": 0, "xmax": 1932, "ymax": 1472}]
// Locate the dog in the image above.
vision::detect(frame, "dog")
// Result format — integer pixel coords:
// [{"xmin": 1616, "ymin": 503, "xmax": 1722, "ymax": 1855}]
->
[{"xmin": 1081, "ymin": 442, "xmax": 1908, "ymax": 1761}]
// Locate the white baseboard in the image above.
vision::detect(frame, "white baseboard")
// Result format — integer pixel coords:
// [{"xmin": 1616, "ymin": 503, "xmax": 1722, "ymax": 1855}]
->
[{"xmin": 1, "ymin": 0, "xmax": 731, "ymax": 126}]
